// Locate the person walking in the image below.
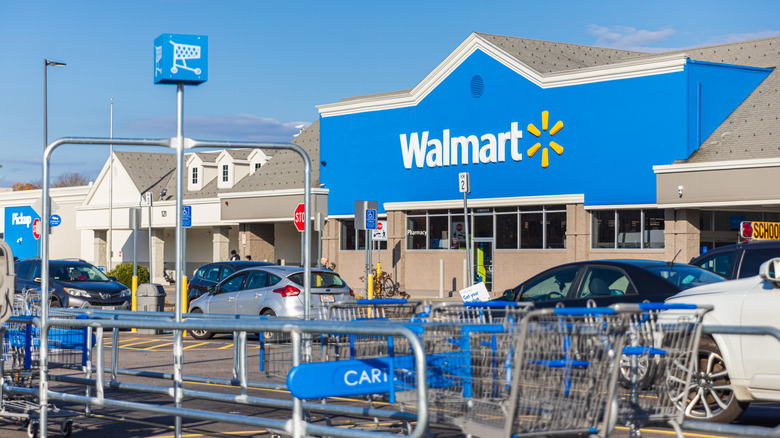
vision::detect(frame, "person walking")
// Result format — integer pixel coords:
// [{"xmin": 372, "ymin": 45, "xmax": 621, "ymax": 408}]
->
[
  {"xmin": 229, "ymin": 250, "xmax": 240, "ymax": 261},
  {"xmin": 317, "ymin": 257, "xmax": 330, "ymax": 270}
]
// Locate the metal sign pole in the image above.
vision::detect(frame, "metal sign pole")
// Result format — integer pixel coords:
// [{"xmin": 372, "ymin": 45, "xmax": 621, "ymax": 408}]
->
[{"xmin": 173, "ymin": 82, "xmax": 185, "ymax": 437}]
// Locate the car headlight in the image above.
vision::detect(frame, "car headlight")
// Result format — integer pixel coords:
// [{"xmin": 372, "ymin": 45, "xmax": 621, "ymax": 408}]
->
[
  {"xmin": 119, "ymin": 289, "xmax": 131, "ymax": 297},
  {"xmin": 65, "ymin": 288, "xmax": 90, "ymax": 298}
]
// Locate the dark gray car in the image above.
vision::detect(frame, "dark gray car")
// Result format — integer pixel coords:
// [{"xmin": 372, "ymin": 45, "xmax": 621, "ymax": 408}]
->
[{"xmin": 15, "ymin": 259, "xmax": 131, "ymax": 309}]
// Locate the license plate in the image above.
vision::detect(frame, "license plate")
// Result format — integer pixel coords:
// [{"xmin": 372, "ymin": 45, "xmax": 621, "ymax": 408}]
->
[
  {"xmin": 102, "ymin": 306, "xmax": 116, "ymax": 310},
  {"xmin": 320, "ymin": 294, "xmax": 334, "ymax": 303}
]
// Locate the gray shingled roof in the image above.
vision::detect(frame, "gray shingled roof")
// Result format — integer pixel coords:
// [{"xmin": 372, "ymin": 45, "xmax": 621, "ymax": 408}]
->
[
  {"xmin": 115, "ymin": 120, "xmax": 320, "ymax": 201},
  {"xmin": 475, "ymin": 32, "xmax": 647, "ymax": 73},
  {"xmin": 669, "ymin": 37, "xmax": 780, "ymax": 163}
]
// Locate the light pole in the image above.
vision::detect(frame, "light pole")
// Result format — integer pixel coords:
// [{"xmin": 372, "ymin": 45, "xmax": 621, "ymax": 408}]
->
[{"xmin": 43, "ymin": 59, "xmax": 66, "ymax": 149}]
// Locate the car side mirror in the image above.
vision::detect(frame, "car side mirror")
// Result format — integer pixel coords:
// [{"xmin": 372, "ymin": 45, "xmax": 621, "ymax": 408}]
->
[
  {"xmin": 109, "ymin": 276, "xmax": 117, "ymax": 281},
  {"xmin": 503, "ymin": 289, "xmax": 514, "ymax": 300},
  {"xmin": 207, "ymin": 285, "xmax": 216, "ymax": 295},
  {"xmin": 759, "ymin": 258, "xmax": 780, "ymax": 287}
]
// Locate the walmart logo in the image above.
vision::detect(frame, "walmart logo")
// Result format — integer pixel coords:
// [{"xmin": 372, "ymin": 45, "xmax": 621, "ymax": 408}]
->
[{"xmin": 527, "ymin": 111, "xmax": 564, "ymax": 168}]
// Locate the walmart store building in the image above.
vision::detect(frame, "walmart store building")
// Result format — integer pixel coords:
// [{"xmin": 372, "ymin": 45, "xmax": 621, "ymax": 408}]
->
[{"xmin": 316, "ymin": 32, "xmax": 780, "ymax": 297}]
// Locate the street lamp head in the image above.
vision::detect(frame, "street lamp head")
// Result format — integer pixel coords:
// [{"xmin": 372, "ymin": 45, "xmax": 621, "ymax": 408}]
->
[{"xmin": 45, "ymin": 60, "xmax": 66, "ymax": 67}]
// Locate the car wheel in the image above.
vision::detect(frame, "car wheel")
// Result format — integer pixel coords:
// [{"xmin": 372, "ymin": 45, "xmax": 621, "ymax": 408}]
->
[
  {"xmin": 188, "ymin": 309, "xmax": 214, "ymax": 340},
  {"xmin": 679, "ymin": 337, "xmax": 748, "ymax": 423},
  {"xmin": 50, "ymin": 297, "xmax": 62, "ymax": 308},
  {"xmin": 619, "ymin": 351, "xmax": 656, "ymax": 389},
  {"xmin": 260, "ymin": 309, "xmax": 277, "ymax": 342}
]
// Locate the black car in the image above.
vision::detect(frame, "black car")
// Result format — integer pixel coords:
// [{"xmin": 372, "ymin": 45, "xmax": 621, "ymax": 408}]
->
[
  {"xmin": 15, "ymin": 259, "xmax": 131, "ymax": 309},
  {"xmin": 690, "ymin": 240, "xmax": 780, "ymax": 280},
  {"xmin": 495, "ymin": 259, "xmax": 724, "ymax": 307},
  {"xmin": 187, "ymin": 261, "xmax": 274, "ymax": 305}
]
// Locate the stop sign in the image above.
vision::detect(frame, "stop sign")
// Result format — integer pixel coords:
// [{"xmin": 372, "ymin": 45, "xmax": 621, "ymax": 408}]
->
[
  {"xmin": 293, "ymin": 203, "xmax": 306, "ymax": 232},
  {"xmin": 32, "ymin": 218, "xmax": 41, "ymax": 240}
]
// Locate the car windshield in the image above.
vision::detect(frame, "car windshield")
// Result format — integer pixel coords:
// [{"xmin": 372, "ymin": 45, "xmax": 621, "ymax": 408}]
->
[
  {"xmin": 52, "ymin": 264, "xmax": 110, "ymax": 282},
  {"xmin": 645, "ymin": 265, "xmax": 725, "ymax": 290},
  {"xmin": 288, "ymin": 272, "xmax": 346, "ymax": 289}
]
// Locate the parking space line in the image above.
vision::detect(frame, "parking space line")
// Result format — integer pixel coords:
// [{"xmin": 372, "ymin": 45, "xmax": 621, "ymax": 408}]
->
[{"xmin": 183, "ymin": 341, "xmax": 211, "ymax": 350}]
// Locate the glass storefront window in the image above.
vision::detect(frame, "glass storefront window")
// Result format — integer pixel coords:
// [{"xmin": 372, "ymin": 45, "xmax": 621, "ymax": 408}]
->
[
  {"xmin": 644, "ymin": 210, "xmax": 665, "ymax": 248},
  {"xmin": 591, "ymin": 209, "xmax": 665, "ymax": 249},
  {"xmin": 520, "ymin": 213, "xmax": 543, "ymax": 249},
  {"xmin": 450, "ymin": 215, "xmax": 466, "ymax": 249},
  {"xmin": 592, "ymin": 211, "xmax": 616, "ymax": 248},
  {"xmin": 340, "ymin": 220, "xmax": 356, "ymax": 250},
  {"xmin": 406, "ymin": 216, "xmax": 427, "ymax": 250},
  {"xmin": 473, "ymin": 215, "xmax": 493, "ymax": 238},
  {"xmin": 496, "ymin": 214, "xmax": 518, "ymax": 249},
  {"xmin": 340, "ymin": 219, "xmax": 388, "ymax": 250},
  {"xmin": 429, "ymin": 216, "xmax": 449, "ymax": 249},
  {"xmin": 546, "ymin": 211, "xmax": 566, "ymax": 249},
  {"xmin": 618, "ymin": 210, "xmax": 642, "ymax": 249}
]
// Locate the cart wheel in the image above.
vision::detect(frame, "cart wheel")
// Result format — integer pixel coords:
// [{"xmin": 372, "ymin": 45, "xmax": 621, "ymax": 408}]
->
[
  {"xmin": 171, "ymin": 66, "xmax": 178, "ymax": 74},
  {"xmin": 194, "ymin": 68, "xmax": 201, "ymax": 75},
  {"xmin": 26, "ymin": 420, "xmax": 39, "ymax": 438},
  {"xmin": 60, "ymin": 419, "xmax": 72, "ymax": 437}
]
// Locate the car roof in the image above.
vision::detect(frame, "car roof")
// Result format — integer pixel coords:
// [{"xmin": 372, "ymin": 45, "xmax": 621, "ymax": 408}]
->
[
  {"xmin": 236, "ymin": 265, "xmax": 335, "ymax": 276},
  {"xmin": 554, "ymin": 259, "xmax": 696, "ymax": 269}
]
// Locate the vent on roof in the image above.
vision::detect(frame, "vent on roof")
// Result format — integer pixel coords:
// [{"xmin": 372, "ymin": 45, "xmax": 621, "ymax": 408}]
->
[{"xmin": 470, "ymin": 75, "xmax": 484, "ymax": 98}]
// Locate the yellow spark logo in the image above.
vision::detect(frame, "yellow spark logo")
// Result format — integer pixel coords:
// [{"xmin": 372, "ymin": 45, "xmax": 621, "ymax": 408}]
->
[{"xmin": 527, "ymin": 111, "xmax": 564, "ymax": 168}]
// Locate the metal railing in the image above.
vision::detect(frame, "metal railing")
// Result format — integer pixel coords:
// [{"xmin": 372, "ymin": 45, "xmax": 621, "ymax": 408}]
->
[{"xmin": 4, "ymin": 312, "xmax": 428, "ymax": 438}]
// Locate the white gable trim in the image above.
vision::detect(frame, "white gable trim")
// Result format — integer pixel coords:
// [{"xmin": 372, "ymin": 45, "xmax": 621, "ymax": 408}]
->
[{"xmin": 317, "ymin": 33, "xmax": 687, "ymax": 118}]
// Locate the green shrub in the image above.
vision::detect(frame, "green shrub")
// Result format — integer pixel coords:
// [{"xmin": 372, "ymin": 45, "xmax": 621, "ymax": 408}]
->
[{"xmin": 107, "ymin": 263, "xmax": 150, "ymax": 288}]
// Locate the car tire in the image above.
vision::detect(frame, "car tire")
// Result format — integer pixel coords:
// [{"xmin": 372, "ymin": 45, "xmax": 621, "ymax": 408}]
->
[
  {"xmin": 50, "ymin": 297, "xmax": 62, "ymax": 308},
  {"xmin": 619, "ymin": 351, "xmax": 656, "ymax": 390},
  {"xmin": 188, "ymin": 309, "xmax": 214, "ymax": 340},
  {"xmin": 260, "ymin": 309, "xmax": 277, "ymax": 342},
  {"xmin": 679, "ymin": 337, "xmax": 748, "ymax": 423}
]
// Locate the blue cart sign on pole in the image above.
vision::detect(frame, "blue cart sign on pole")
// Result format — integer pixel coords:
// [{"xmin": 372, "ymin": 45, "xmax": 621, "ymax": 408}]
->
[
  {"xmin": 49, "ymin": 214, "xmax": 61, "ymax": 227},
  {"xmin": 365, "ymin": 209, "xmax": 377, "ymax": 230},
  {"xmin": 182, "ymin": 206, "xmax": 192, "ymax": 228},
  {"xmin": 154, "ymin": 34, "xmax": 208, "ymax": 85}
]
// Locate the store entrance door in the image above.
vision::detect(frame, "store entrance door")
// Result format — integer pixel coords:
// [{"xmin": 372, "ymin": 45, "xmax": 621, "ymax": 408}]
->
[{"xmin": 472, "ymin": 238, "xmax": 494, "ymax": 294}]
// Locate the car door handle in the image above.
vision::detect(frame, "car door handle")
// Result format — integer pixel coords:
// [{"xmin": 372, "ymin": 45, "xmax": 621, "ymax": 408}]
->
[
  {"xmin": 254, "ymin": 293, "xmax": 263, "ymax": 298},
  {"xmin": 228, "ymin": 297, "xmax": 235, "ymax": 301}
]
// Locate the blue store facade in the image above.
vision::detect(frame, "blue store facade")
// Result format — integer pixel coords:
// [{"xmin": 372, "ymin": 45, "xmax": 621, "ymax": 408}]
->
[{"xmin": 316, "ymin": 33, "xmax": 780, "ymax": 297}]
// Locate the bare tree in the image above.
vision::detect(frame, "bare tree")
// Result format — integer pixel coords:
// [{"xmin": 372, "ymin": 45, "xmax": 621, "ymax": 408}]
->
[{"xmin": 52, "ymin": 172, "xmax": 91, "ymax": 188}]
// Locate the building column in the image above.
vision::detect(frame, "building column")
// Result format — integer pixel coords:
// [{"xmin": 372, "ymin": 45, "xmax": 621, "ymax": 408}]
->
[
  {"xmin": 240, "ymin": 223, "xmax": 275, "ymax": 263},
  {"xmin": 212, "ymin": 226, "xmax": 230, "ymax": 262},
  {"xmin": 94, "ymin": 230, "xmax": 107, "ymax": 270},
  {"xmin": 151, "ymin": 228, "xmax": 166, "ymax": 284},
  {"xmin": 665, "ymin": 209, "xmax": 701, "ymax": 262}
]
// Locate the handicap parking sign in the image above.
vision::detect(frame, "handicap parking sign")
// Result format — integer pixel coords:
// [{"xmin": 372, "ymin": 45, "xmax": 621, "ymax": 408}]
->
[
  {"xmin": 365, "ymin": 209, "xmax": 377, "ymax": 230},
  {"xmin": 154, "ymin": 34, "xmax": 208, "ymax": 85}
]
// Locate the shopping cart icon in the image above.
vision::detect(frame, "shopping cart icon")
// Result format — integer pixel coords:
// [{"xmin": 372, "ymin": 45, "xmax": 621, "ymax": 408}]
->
[{"xmin": 169, "ymin": 40, "xmax": 202, "ymax": 75}]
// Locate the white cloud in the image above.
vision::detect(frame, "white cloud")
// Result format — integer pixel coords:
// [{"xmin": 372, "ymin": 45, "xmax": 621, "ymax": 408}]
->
[
  {"xmin": 700, "ymin": 30, "xmax": 780, "ymax": 46},
  {"xmin": 125, "ymin": 114, "xmax": 311, "ymax": 142},
  {"xmin": 588, "ymin": 25, "xmax": 676, "ymax": 52}
]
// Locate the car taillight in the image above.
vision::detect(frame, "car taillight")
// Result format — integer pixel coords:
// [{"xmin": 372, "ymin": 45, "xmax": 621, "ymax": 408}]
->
[
  {"xmin": 273, "ymin": 285, "xmax": 301, "ymax": 297},
  {"xmin": 349, "ymin": 287, "xmax": 355, "ymax": 297}
]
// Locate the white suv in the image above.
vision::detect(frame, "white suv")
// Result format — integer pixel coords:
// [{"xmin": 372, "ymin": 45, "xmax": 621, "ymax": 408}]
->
[{"xmin": 665, "ymin": 257, "xmax": 780, "ymax": 423}]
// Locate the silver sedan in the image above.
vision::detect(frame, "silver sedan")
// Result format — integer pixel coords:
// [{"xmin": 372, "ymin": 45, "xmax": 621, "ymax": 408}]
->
[{"xmin": 188, "ymin": 265, "xmax": 355, "ymax": 340}]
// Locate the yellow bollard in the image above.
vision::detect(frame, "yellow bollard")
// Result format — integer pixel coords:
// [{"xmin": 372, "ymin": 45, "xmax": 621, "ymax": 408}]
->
[
  {"xmin": 131, "ymin": 275, "xmax": 138, "ymax": 333},
  {"xmin": 182, "ymin": 276, "xmax": 188, "ymax": 337},
  {"xmin": 368, "ymin": 274, "xmax": 374, "ymax": 300}
]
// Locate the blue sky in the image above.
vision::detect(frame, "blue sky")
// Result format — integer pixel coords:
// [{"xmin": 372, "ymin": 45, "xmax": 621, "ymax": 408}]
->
[{"xmin": 1, "ymin": 0, "xmax": 779, "ymax": 187}]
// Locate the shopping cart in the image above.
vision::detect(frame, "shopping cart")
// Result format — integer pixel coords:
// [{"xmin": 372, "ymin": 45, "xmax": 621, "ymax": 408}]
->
[
  {"xmin": 489, "ymin": 307, "xmax": 633, "ymax": 438},
  {"xmin": 169, "ymin": 40, "xmax": 202, "ymax": 75},
  {"xmin": 616, "ymin": 303, "xmax": 712, "ymax": 438},
  {"xmin": 0, "ymin": 291, "xmax": 89, "ymax": 437}
]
